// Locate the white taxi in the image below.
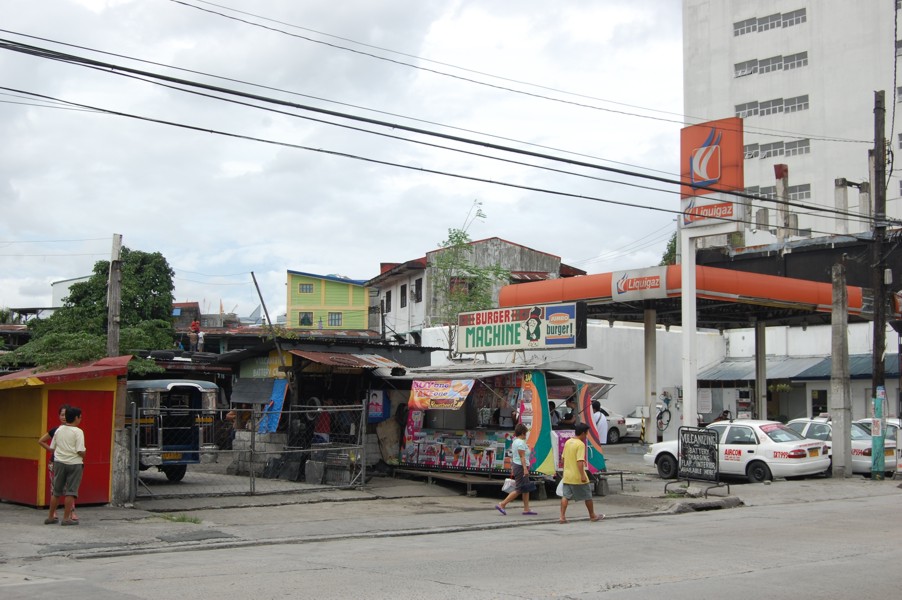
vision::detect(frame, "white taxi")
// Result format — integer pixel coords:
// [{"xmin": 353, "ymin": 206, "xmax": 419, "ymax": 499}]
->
[
  {"xmin": 644, "ymin": 419, "xmax": 830, "ymax": 483},
  {"xmin": 788, "ymin": 418, "xmax": 897, "ymax": 477},
  {"xmin": 855, "ymin": 417, "xmax": 901, "ymax": 473}
]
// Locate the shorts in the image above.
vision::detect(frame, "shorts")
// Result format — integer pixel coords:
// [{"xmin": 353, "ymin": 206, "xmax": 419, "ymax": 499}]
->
[
  {"xmin": 512, "ymin": 463, "xmax": 537, "ymax": 493},
  {"xmin": 51, "ymin": 462, "xmax": 84, "ymax": 498},
  {"xmin": 562, "ymin": 482, "xmax": 593, "ymax": 502}
]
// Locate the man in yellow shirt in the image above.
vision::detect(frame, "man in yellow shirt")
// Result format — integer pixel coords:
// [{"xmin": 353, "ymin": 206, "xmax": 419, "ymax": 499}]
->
[{"xmin": 560, "ymin": 423, "xmax": 603, "ymax": 523}]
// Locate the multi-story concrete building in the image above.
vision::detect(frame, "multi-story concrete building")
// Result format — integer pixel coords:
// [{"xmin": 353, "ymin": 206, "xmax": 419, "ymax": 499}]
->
[
  {"xmin": 683, "ymin": 1, "xmax": 899, "ymax": 245},
  {"xmin": 365, "ymin": 237, "xmax": 584, "ymax": 346}
]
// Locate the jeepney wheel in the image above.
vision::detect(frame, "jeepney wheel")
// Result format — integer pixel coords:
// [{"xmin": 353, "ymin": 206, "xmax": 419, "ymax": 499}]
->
[{"xmin": 161, "ymin": 464, "xmax": 187, "ymax": 482}]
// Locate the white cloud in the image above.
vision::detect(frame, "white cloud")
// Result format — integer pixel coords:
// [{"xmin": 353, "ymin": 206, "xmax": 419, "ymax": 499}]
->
[{"xmin": 0, "ymin": 0, "xmax": 683, "ymax": 316}]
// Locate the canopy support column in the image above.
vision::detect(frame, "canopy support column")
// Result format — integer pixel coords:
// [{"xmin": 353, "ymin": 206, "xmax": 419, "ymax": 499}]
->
[
  {"xmin": 644, "ymin": 307, "xmax": 657, "ymax": 443},
  {"xmin": 755, "ymin": 320, "xmax": 767, "ymax": 419}
]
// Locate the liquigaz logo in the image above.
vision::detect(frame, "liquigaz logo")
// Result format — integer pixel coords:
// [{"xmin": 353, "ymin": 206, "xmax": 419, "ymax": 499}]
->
[
  {"xmin": 616, "ymin": 272, "xmax": 662, "ymax": 295},
  {"xmin": 690, "ymin": 128, "xmax": 722, "ymax": 187}
]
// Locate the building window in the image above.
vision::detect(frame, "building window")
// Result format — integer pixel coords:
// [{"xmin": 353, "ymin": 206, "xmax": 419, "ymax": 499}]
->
[
  {"xmin": 783, "ymin": 51, "xmax": 808, "ymax": 70},
  {"xmin": 759, "ymin": 186, "xmax": 777, "ymax": 199},
  {"xmin": 897, "ymin": 86, "xmax": 902, "ymax": 101},
  {"xmin": 785, "ymin": 139, "xmax": 810, "ymax": 156},
  {"xmin": 298, "ymin": 312, "xmax": 313, "ymax": 326},
  {"xmin": 781, "ymin": 9, "xmax": 806, "ymax": 28},
  {"xmin": 760, "ymin": 141, "xmax": 784, "ymax": 158},
  {"xmin": 759, "ymin": 98, "xmax": 784, "ymax": 116},
  {"xmin": 744, "ymin": 144, "xmax": 759, "ymax": 159},
  {"xmin": 788, "ymin": 184, "xmax": 811, "ymax": 200},
  {"xmin": 450, "ymin": 277, "xmax": 473, "ymax": 295},
  {"xmin": 898, "ymin": 133, "xmax": 902, "ymax": 149},
  {"xmin": 897, "ymin": 40, "xmax": 902, "ymax": 57},
  {"xmin": 735, "ymin": 101, "xmax": 759, "ymax": 118},
  {"xmin": 744, "ymin": 185, "xmax": 760, "ymax": 195},
  {"xmin": 384, "ymin": 290, "xmax": 392, "ymax": 312},
  {"xmin": 734, "ymin": 59, "xmax": 758, "ymax": 77},
  {"xmin": 328, "ymin": 312, "xmax": 342, "ymax": 327},
  {"xmin": 759, "ymin": 55, "xmax": 783, "ymax": 74},
  {"xmin": 784, "ymin": 94, "xmax": 809, "ymax": 113},
  {"xmin": 414, "ymin": 278, "xmax": 423, "ymax": 303},
  {"xmin": 734, "ymin": 17, "xmax": 757, "ymax": 36},
  {"xmin": 298, "ymin": 283, "xmax": 313, "ymax": 294},
  {"xmin": 899, "ymin": 180, "xmax": 902, "ymax": 196},
  {"xmin": 757, "ymin": 13, "xmax": 781, "ymax": 32},
  {"xmin": 400, "ymin": 284, "xmax": 408, "ymax": 308}
]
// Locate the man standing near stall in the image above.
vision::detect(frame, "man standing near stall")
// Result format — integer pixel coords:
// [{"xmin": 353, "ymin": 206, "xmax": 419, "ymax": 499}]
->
[{"xmin": 46, "ymin": 407, "xmax": 86, "ymax": 526}]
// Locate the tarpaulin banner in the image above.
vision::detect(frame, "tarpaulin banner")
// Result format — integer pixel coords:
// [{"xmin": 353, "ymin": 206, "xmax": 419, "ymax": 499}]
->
[{"xmin": 408, "ymin": 379, "xmax": 475, "ymax": 410}]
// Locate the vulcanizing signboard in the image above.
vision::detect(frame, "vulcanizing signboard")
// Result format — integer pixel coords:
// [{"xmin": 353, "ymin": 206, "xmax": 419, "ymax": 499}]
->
[
  {"xmin": 456, "ymin": 302, "xmax": 587, "ymax": 353},
  {"xmin": 680, "ymin": 117, "xmax": 745, "ymax": 232}
]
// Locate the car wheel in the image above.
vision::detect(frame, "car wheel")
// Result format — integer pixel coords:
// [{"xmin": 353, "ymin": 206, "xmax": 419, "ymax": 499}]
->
[
  {"xmin": 656, "ymin": 453, "xmax": 678, "ymax": 479},
  {"xmin": 746, "ymin": 461, "xmax": 771, "ymax": 483},
  {"xmin": 607, "ymin": 428, "xmax": 621, "ymax": 445}
]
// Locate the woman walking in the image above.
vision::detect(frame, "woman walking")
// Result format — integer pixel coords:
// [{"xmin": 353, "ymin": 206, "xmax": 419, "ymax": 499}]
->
[{"xmin": 495, "ymin": 423, "xmax": 538, "ymax": 516}]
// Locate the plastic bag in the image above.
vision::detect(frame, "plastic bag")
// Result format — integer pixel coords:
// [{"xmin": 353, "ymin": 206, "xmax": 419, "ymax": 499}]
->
[
  {"xmin": 502, "ymin": 478, "xmax": 517, "ymax": 493},
  {"xmin": 556, "ymin": 479, "xmax": 565, "ymax": 497}
]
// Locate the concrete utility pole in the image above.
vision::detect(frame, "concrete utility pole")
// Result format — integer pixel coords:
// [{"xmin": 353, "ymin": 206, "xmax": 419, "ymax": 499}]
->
[
  {"xmin": 871, "ymin": 91, "xmax": 887, "ymax": 481},
  {"xmin": 830, "ymin": 260, "xmax": 852, "ymax": 477},
  {"xmin": 872, "ymin": 91, "xmax": 887, "ymax": 395},
  {"xmin": 106, "ymin": 233, "xmax": 122, "ymax": 357}
]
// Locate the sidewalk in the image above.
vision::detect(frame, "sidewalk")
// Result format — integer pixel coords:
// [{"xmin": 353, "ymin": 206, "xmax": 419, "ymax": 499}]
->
[{"xmin": 3, "ymin": 449, "xmax": 900, "ymax": 562}]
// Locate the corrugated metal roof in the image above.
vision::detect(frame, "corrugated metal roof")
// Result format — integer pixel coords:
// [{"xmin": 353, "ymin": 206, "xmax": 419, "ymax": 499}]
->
[
  {"xmin": 698, "ymin": 356, "xmax": 827, "ymax": 381},
  {"xmin": 794, "ymin": 353, "xmax": 900, "ymax": 380},
  {"xmin": 0, "ymin": 355, "xmax": 131, "ymax": 390},
  {"xmin": 289, "ymin": 350, "xmax": 405, "ymax": 369}
]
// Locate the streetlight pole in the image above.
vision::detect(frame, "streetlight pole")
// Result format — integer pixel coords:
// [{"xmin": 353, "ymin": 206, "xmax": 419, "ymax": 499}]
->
[{"xmin": 871, "ymin": 91, "xmax": 887, "ymax": 480}]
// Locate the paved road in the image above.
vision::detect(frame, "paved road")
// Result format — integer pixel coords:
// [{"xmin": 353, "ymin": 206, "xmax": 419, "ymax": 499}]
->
[{"xmin": 2, "ymin": 491, "xmax": 898, "ymax": 599}]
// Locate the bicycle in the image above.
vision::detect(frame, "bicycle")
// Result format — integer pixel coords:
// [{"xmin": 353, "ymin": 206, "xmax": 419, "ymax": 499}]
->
[{"xmin": 656, "ymin": 392, "xmax": 673, "ymax": 432}]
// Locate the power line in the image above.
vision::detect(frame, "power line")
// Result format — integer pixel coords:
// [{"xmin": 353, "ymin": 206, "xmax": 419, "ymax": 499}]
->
[
  {"xmin": 0, "ymin": 84, "xmax": 868, "ymax": 240},
  {"xmin": 170, "ymin": 0, "xmax": 868, "ymax": 145},
  {"xmin": 0, "ymin": 38, "xmax": 875, "ymax": 228},
  {"xmin": 0, "ymin": 28, "xmax": 681, "ymax": 179}
]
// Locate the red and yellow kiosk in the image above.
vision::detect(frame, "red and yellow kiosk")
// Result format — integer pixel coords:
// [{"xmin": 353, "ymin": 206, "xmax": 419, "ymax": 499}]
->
[{"xmin": 0, "ymin": 356, "xmax": 130, "ymax": 507}]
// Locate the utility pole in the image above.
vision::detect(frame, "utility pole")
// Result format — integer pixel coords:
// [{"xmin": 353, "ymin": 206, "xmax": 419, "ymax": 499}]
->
[
  {"xmin": 871, "ymin": 91, "xmax": 887, "ymax": 480},
  {"xmin": 830, "ymin": 260, "xmax": 851, "ymax": 477},
  {"xmin": 106, "ymin": 233, "xmax": 122, "ymax": 357}
]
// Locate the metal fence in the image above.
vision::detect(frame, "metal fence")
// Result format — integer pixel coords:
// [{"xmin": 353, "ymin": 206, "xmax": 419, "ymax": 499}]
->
[{"xmin": 127, "ymin": 402, "xmax": 367, "ymax": 501}]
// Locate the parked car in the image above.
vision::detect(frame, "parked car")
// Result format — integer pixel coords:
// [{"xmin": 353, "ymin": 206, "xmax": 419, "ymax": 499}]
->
[
  {"xmin": 551, "ymin": 404, "xmax": 634, "ymax": 444},
  {"xmin": 598, "ymin": 407, "xmax": 632, "ymax": 444},
  {"xmin": 643, "ymin": 419, "xmax": 830, "ymax": 483},
  {"xmin": 787, "ymin": 417, "xmax": 897, "ymax": 477},
  {"xmin": 855, "ymin": 417, "xmax": 901, "ymax": 441}
]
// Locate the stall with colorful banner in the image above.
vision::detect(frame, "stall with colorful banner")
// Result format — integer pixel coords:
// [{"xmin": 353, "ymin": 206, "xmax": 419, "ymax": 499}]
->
[{"xmin": 389, "ymin": 361, "xmax": 613, "ymax": 478}]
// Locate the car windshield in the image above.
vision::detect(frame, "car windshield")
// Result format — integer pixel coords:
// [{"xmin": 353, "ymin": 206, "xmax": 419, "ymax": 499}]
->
[
  {"xmin": 760, "ymin": 423, "xmax": 807, "ymax": 443},
  {"xmin": 850, "ymin": 423, "xmax": 872, "ymax": 440}
]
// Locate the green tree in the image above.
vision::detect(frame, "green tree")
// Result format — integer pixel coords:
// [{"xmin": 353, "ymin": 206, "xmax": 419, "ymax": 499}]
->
[
  {"xmin": 660, "ymin": 231, "xmax": 678, "ymax": 266},
  {"xmin": 430, "ymin": 201, "xmax": 510, "ymax": 356},
  {"xmin": 2, "ymin": 247, "xmax": 174, "ymax": 372}
]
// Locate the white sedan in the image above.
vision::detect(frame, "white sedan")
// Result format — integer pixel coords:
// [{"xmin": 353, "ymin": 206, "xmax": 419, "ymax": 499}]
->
[
  {"xmin": 644, "ymin": 420, "xmax": 830, "ymax": 483},
  {"xmin": 855, "ymin": 417, "xmax": 901, "ymax": 473},
  {"xmin": 788, "ymin": 418, "xmax": 897, "ymax": 477}
]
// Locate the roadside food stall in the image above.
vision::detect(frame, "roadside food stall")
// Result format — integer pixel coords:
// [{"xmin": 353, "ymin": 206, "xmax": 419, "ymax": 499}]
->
[{"xmin": 388, "ymin": 360, "xmax": 614, "ymax": 478}]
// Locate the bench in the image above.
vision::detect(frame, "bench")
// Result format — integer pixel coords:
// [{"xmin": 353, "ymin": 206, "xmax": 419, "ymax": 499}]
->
[{"xmin": 394, "ymin": 468, "xmax": 507, "ymax": 496}]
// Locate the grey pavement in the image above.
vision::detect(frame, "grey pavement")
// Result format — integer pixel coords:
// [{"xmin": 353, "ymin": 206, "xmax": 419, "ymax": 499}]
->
[{"xmin": 3, "ymin": 443, "xmax": 900, "ymax": 563}]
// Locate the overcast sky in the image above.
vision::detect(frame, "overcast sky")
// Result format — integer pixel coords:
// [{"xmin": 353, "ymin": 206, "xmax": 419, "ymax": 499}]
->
[{"xmin": 0, "ymin": 0, "xmax": 683, "ymax": 319}]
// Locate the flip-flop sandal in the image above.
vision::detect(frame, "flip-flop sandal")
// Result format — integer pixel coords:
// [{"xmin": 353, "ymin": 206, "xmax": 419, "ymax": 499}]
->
[
  {"xmin": 44, "ymin": 517, "xmax": 58, "ymax": 525},
  {"xmin": 522, "ymin": 511, "xmax": 538, "ymax": 515},
  {"xmin": 494, "ymin": 505, "xmax": 507, "ymax": 515},
  {"xmin": 590, "ymin": 514, "xmax": 606, "ymax": 522}
]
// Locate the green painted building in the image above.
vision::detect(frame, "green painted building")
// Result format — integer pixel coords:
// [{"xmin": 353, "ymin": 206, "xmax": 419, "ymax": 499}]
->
[{"xmin": 286, "ymin": 271, "xmax": 369, "ymax": 330}]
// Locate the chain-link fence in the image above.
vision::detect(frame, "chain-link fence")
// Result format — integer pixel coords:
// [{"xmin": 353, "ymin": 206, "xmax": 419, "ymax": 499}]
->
[{"xmin": 128, "ymin": 402, "xmax": 367, "ymax": 501}]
